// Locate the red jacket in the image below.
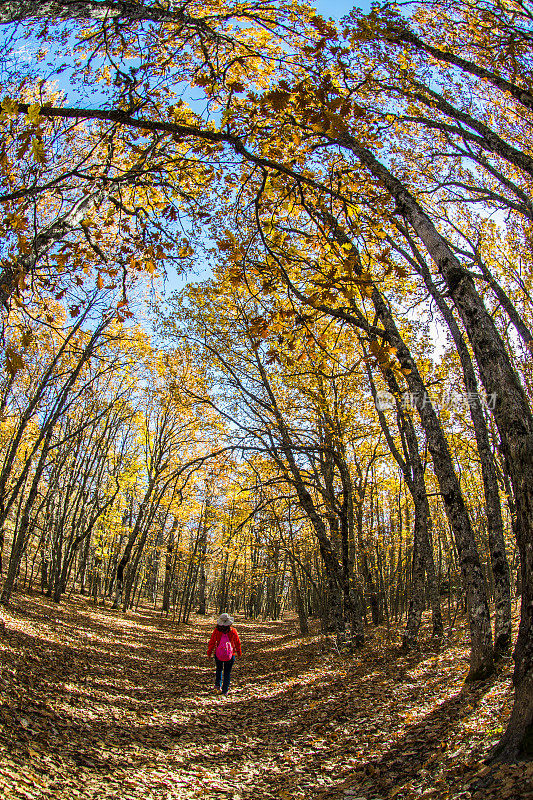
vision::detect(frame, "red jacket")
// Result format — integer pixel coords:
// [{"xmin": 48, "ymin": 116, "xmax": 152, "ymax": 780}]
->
[{"xmin": 207, "ymin": 627, "xmax": 242, "ymax": 658}]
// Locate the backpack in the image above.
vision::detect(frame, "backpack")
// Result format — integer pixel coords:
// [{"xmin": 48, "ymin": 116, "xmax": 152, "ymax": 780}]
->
[{"xmin": 215, "ymin": 632, "xmax": 234, "ymax": 661}]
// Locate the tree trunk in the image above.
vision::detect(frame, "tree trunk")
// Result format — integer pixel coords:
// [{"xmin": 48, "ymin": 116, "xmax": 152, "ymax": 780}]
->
[
  {"xmin": 162, "ymin": 521, "xmax": 179, "ymax": 614},
  {"xmin": 197, "ymin": 496, "xmax": 210, "ymax": 615},
  {"xmin": 359, "ymin": 146, "xmax": 531, "ymax": 749},
  {"xmin": 368, "ymin": 364, "xmax": 443, "ymax": 645},
  {"xmin": 291, "ymin": 558, "xmax": 309, "ymax": 635},
  {"xmin": 403, "ymin": 238, "xmax": 511, "ymax": 654}
]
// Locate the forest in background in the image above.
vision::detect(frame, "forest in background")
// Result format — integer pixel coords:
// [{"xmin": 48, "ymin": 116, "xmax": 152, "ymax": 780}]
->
[{"xmin": 0, "ymin": 0, "xmax": 532, "ymax": 773}]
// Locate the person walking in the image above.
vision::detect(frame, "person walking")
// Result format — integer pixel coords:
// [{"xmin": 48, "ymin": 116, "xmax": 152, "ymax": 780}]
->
[{"xmin": 207, "ymin": 613, "xmax": 242, "ymax": 698}]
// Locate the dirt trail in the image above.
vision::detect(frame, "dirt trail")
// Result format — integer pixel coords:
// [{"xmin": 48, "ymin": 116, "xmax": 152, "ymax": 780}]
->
[{"xmin": 0, "ymin": 594, "xmax": 531, "ymax": 800}]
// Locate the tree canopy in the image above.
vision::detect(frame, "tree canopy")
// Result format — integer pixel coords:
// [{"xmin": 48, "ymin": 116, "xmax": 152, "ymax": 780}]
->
[{"xmin": 0, "ymin": 0, "xmax": 533, "ymax": 768}]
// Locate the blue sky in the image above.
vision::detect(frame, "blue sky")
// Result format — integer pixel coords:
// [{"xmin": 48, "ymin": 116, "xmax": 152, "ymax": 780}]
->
[{"xmin": 314, "ymin": 0, "xmax": 370, "ymax": 18}]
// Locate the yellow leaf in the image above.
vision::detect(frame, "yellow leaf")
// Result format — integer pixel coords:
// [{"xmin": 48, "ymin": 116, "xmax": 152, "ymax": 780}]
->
[
  {"xmin": 1, "ymin": 97, "xmax": 18, "ymax": 118},
  {"xmin": 20, "ymin": 329, "xmax": 33, "ymax": 348},
  {"xmin": 264, "ymin": 89, "xmax": 290, "ymax": 111},
  {"xmin": 25, "ymin": 103, "xmax": 41, "ymax": 125},
  {"xmin": 5, "ymin": 346, "xmax": 24, "ymax": 376},
  {"xmin": 30, "ymin": 137, "xmax": 46, "ymax": 164}
]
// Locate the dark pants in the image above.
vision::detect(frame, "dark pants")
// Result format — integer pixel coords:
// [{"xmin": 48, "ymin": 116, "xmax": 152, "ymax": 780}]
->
[{"xmin": 214, "ymin": 655, "xmax": 235, "ymax": 694}]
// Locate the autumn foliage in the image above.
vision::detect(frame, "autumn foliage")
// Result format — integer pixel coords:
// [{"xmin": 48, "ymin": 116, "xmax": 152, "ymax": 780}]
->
[{"xmin": 0, "ymin": 0, "xmax": 532, "ymax": 787}]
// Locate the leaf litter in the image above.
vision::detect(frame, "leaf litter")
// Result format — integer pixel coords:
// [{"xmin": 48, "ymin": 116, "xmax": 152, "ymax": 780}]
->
[{"xmin": 0, "ymin": 594, "xmax": 531, "ymax": 800}]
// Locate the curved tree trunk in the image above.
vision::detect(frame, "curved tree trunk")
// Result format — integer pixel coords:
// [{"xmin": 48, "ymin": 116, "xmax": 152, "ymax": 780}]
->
[
  {"xmin": 400, "ymin": 235, "xmax": 511, "ymax": 655},
  {"xmin": 317, "ymin": 209, "xmax": 493, "ymax": 679},
  {"xmin": 368, "ymin": 365, "xmax": 443, "ymax": 646},
  {"xmin": 337, "ymin": 141, "xmax": 532, "ymax": 754}
]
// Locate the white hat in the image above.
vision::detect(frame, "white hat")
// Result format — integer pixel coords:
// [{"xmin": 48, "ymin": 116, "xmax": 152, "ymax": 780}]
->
[{"xmin": 217, "ymin": 613, "xmax": 234, "ymax": 626}]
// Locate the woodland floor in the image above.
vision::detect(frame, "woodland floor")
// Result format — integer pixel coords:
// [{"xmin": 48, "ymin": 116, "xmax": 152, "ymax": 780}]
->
[{"xmin": 0, "ymin": 595, "xmax": 532, "ymax": 800}]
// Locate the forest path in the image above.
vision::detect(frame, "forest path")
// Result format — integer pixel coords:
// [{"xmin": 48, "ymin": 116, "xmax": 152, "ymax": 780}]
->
[{"xmin": 0, "ymin": 594, "xmax": 530, "ymax": 800}]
